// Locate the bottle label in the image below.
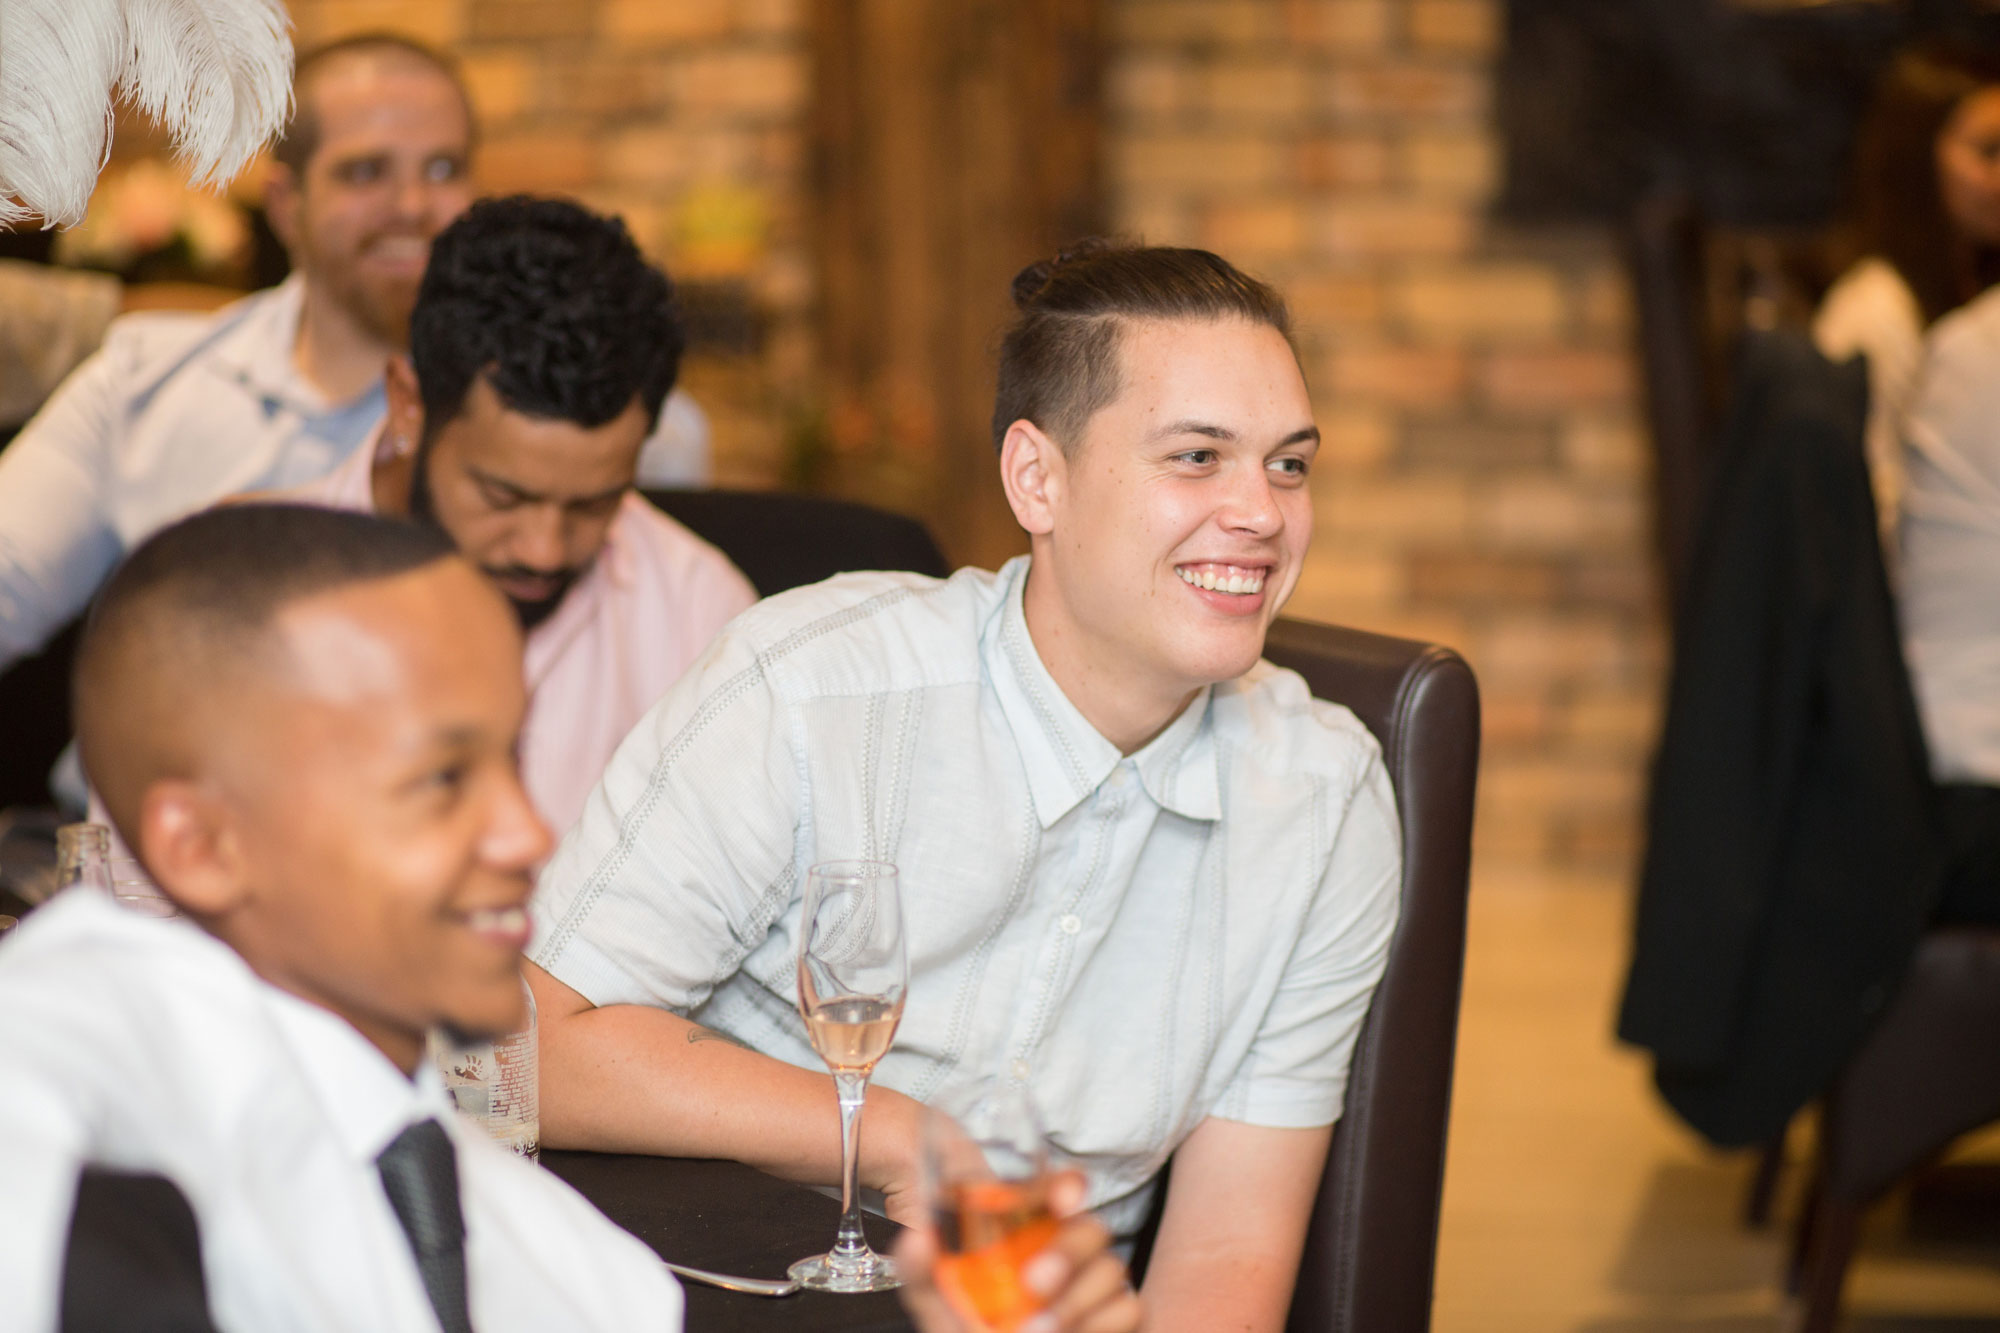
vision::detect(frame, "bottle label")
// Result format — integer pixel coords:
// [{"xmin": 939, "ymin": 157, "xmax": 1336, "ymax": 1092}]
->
[{"xmin": 431, "ymin": 1030, "xmax": 539, "ymax": 1161}]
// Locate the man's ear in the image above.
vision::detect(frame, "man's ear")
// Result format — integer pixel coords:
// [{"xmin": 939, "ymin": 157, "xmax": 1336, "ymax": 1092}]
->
[
  {"xmin": 136, "ymin": 779, "xmax": 251, "ymax": 920},
  {"xmin": 262, "ymin": 162, "xmax": 303, "ymax": 259},
  {"xmin": 382, "ymin": 357, "xmax": 426, "ymax": 454},
  {"xmin": 999, "ymin": 418, "xmax": 1065, "ymax": 538}
]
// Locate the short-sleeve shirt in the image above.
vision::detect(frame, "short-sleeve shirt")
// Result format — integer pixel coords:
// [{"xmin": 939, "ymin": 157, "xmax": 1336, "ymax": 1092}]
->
[{"xmin": 530, "ymin": 557, "xmax": 1402, "ymax": 1233}]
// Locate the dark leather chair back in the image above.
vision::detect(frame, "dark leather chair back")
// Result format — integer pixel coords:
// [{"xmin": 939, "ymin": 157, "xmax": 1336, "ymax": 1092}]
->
[
  {"xmin": 1263, "ymin": 618, "xmax": 1480, "ymax": 1333},
  {"xmin": 644, "ymin": 488, "xmax": 950, "ymax": 596},
  {"xmin": 0, "ymin": 491, "xmax": 949, "ymax": 810},
  {"xmin": 62, "ymin": 1168, "xmax": 217, "ymax": 1332}
]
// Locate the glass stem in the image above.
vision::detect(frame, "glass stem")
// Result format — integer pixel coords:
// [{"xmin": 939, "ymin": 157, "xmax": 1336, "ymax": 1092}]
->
[{"xmin": 831, "ymin": 1071, "xmax": 874, "ymax": 1262}]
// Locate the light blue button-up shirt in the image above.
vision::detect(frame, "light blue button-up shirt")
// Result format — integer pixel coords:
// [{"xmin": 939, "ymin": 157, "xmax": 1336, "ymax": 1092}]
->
[
  {"xmin": 0, "ymin": 274, "xmax": 711, "ymax": 670},
  {"xmin": 532, "ymin": 557, "xmax": 1403, "ymax": 1233}
]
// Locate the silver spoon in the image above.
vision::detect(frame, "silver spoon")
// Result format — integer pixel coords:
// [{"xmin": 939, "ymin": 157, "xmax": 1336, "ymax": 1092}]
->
[{"xmin": 661, "ymin": 1260, "xmax": 801, "ymax": 1298}]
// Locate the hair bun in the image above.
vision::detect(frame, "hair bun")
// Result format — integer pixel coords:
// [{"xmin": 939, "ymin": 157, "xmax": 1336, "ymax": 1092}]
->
[
  {"xmin": 1010, "ymin": 259, "xmax": 1056, "ymax": 310},
  {"xmin": 1011, "ymin": 238, "xmax": 1123, "ymax": 311}
]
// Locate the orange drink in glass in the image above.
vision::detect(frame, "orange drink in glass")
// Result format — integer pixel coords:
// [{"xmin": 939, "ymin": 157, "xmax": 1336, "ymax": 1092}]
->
[{"xmin": 925, "ymin": 1082, "xmax": 1060, "ymax": 1331}]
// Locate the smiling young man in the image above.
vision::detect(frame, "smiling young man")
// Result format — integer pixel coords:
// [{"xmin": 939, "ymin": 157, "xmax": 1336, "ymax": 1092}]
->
[
  {"xmin": 280, "ymin": 194, "xmax": 755, "ymax": 837},
  {"xmin": 525, "ymin": 243, "xmax": 1402, "ymax": 1330},
  {"xmin": 0, "ymin": 504, "xmax": 688, "ymax": 1331}
]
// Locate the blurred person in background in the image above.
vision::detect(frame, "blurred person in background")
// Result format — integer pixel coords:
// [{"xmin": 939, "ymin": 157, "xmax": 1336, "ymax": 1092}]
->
[
  {"xmin": 1890, "ymin": 280, "xmax": 2000, "ymax": 929},
  {"xmin": 278, "ymin": 195, "xmax": 755, "ymax": 839},
  {"xmin": 0, "ymin": 33, "xmax": 712, "ymax": 684},
  {"xmin": 1815, "ymin": 39, "xmax": 2000, "ymax": 545}
]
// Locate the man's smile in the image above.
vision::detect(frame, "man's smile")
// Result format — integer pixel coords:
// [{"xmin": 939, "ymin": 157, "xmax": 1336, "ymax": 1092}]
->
[{"xmin": 1175, "ymin": 561, "xmax": 1269, "ymax": 595}]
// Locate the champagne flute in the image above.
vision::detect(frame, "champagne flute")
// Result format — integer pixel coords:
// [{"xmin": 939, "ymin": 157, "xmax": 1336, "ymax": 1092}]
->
[
  {"xmin": 790, "ymin": 859, "xmax": 906, "ymax": 1292},
  {"xmin": 923, "ymin": 1081, "xmax": 1060, "ymax": 1331}
]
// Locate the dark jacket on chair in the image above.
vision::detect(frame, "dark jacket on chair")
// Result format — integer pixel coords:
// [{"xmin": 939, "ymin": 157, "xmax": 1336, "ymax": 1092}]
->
[{"xmin": 1618, "ymin": 330, "xmax": 1945, "ymax": 1147}]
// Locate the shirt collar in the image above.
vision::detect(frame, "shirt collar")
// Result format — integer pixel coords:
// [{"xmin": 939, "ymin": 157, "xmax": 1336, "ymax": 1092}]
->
[
  {"xmin": 257, "ymin": 978, "xmax": 451, "ymax": 1165},
  {"xmin": 206, "ymin": 275, "xmax": 383, "ymax": 419},
  {"xmin": 983, "ymin": 556, "xmax": 1220, "ymax": 828},
  {"xmin": 1131, "ymin": 680, "xmax": 1220, "ymax": 822}
]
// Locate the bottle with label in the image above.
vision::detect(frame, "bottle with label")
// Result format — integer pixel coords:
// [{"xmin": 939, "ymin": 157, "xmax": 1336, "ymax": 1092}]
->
[
  {"xmin": 430, "ymin": 975, "xmax": 539, "ymax": 1161},
  {"xmin": 56, "ymin": 823, "xmax": 111, "ymax": 892},
  {"xmin": 56, "ymin": 820, "xmax": 177, "ymax": 916}
]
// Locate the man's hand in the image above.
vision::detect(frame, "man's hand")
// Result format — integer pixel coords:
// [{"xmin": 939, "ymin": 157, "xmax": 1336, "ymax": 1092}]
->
[{"xmin": 894, "ymin": 1171, "xmax": 1142, "ymax": 1333}]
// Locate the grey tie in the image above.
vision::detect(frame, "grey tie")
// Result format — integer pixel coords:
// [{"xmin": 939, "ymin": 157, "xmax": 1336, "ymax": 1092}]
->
[{"xmin": 377, "ymin": 1119, "xmax": 475, "ymax": 1333}]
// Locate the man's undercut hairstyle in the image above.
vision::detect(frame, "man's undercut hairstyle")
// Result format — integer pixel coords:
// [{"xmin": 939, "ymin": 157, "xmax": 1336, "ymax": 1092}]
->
[
  {"xmin": 409, "ymin": 195, "xmax": 684, "ymax": 438},
  {"xmin": 271, "ymin": 33, "xmax": 472, "ymax": 176},
  {"xmin": 991, "ymin": 239, "xmax": 1293, "ymax": 453}
]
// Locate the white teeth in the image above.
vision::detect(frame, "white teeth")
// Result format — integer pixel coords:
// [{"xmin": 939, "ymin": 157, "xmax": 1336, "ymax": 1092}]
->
[
  {"xmin": 467, "ymin": 906, "xmax": 526, "ymax": 934},
  {"xmin": 1177, "ymin": 565, "xmax": 1265, "ymax": 595}
]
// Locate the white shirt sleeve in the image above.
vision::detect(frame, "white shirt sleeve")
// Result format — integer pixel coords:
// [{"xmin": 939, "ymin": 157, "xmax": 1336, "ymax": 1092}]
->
[
  {"xmin": 634, "ymin": 389, "xmax": 712, "ymax": 490},
  {"xmin": 531, "ymin": 619, "xmax": 799, "ymax": 1011},
  {"xmin": 1210, "ymin": 745, "xmax": 1403, "ymax": 1129},
  {"xmin": 0, "ymin": 341, "xmax": 132, "ymax": 668},
  {"xmin": 1813, "ymin": 259, "xmax": 1926, "ymax": 546},
  {"xmin": 0, "ymin": 929, "xmax": 144, "ymax": 1333}
]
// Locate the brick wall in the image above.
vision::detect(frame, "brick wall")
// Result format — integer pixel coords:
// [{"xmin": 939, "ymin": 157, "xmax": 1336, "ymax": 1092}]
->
[
  {"xmin": 1107, "ymin": 0, "xmax": 1662, "ymax": 885},
  {"xmin": 288, "ymin": 0, "xmax": 815, "ymax": 486},
  {"xmin": 285, "ymin": 0, "xmax": 1663, "ymax": 886}
]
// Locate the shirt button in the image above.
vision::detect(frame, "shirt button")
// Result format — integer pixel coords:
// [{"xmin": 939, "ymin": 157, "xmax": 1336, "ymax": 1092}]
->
[
  {"xmin": 1010, "ymin": 1059, "xmax": 1031, "ymax": 1081},
  {"xmin": 1058, "ymin": 914, "xmax": 1081, "ymax": 935}
]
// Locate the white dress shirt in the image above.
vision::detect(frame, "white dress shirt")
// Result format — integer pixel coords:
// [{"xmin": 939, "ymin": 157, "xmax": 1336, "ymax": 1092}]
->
[
  {"xmin": 0, "ymin": 889, "xmax": 684, "ymax": 1333},
  {"xmin": 531, "ymin": 557, "xmax": 1403, "ymax": 1235},
  {"xmin": 0, "ymin": 274, "xmax": 713, "ymax": 670},
  {"xmin": 1899, "ymin": 284, "xmax": 2000, "ymax": 784}
]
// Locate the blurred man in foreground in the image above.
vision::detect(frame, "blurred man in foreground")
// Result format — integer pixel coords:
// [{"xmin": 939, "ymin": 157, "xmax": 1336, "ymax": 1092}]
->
[{"xmin": 0, "ymin": 503, "xmax": 1134, "ymax": 1333}]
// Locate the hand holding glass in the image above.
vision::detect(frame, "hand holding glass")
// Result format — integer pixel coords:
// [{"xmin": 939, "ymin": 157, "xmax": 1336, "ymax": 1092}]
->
[
  {"xmin": 924, "ymin": 1082, "xmax": 1061, "ymax": 1331},
  {"xmin": 790, "ymin": 860, "xmax": 906, "ymax": 1292}
]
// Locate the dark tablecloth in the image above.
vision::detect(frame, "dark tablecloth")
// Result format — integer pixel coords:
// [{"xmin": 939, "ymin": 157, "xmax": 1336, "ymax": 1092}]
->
[{"xmin": 544, "ymin": 1150, "xmax": 914, "ymax": 1333}]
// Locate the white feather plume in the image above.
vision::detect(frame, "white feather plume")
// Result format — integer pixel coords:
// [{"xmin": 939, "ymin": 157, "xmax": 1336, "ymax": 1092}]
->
[{"xmin": 0, "ymin": 0, "xmax": 291, "ymax": 229}]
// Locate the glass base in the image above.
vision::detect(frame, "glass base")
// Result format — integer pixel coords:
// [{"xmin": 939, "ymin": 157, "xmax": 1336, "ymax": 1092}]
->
[{"xmin": 788, "ymin": 1250, "xmax": 901, "ymax": 1293}]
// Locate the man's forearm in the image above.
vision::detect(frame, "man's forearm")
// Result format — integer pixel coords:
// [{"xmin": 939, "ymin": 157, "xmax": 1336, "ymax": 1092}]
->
[
  {"xmin": 527, "ymin": 962, "xmax": 925, "ymax": 1214},
  {"xmin": 1133, "ymin": 1118, "xmax": 1330, "ymax": 1333}
]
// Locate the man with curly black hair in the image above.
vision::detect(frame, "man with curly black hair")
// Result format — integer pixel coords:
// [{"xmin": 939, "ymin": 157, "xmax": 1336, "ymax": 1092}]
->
[
  {"xmin": 281, "ymin": 195, "xmax": 755, "ymax": 839},
  {"xmin": 0, "ymin": 35, "xmax": 716, "ymax": 682}
]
